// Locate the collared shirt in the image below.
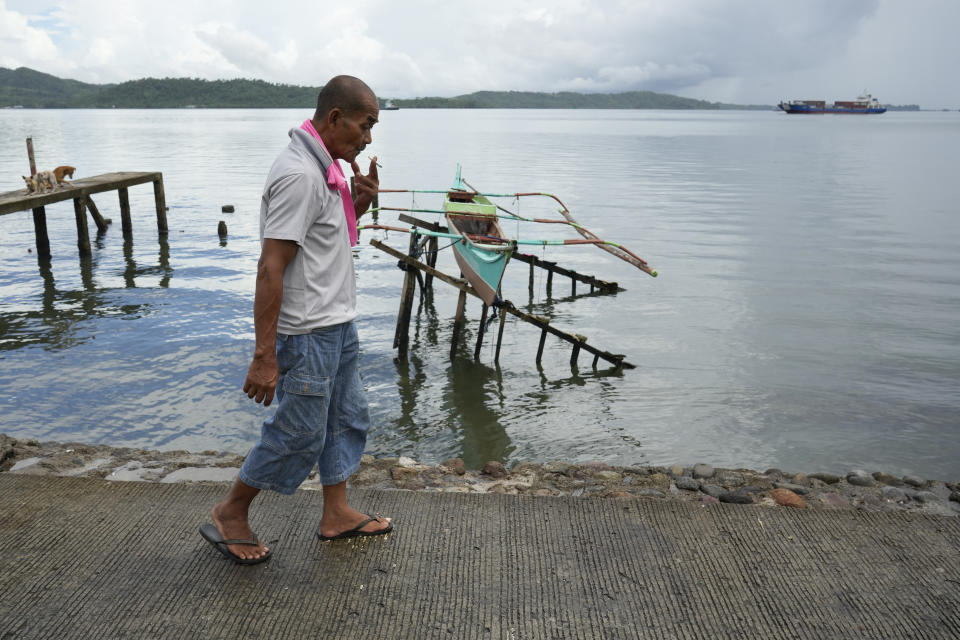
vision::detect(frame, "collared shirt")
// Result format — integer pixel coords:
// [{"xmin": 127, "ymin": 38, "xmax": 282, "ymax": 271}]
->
[{"xmin": 259, "ymin": 127, "xmax": 357, "ymax": 334}]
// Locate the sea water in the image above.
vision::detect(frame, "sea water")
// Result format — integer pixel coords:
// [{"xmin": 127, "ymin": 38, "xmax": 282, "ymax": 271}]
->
[{"xmin": 1, "ymin": 108, "xmax": 958, "ymax": 478}]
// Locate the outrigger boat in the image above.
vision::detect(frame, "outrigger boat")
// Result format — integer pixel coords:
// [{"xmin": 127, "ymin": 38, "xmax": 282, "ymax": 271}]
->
[
  {"xmin": 444, "ymin": 168, "xmax": 512, "ymax": 305},
  {"xmin": 359, "ymin": 166, "xmax": 659, "ymax": 368},
  {"xmin": 360, "ymin": 166, "xmax": 657, "ymax": 303}
]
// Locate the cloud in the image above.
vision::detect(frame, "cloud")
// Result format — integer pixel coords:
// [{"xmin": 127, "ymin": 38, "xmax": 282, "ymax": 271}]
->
[
  {"xmin": 0, "ymin": 0, "xmax": 957, "ymax": 106},
  {"xmin": 0, "ymin": 1, "xmax": 59, "ymax": 68},
  {"xmin": 195, "ymin": 23, "xmax": 298, "ymax": 78}
]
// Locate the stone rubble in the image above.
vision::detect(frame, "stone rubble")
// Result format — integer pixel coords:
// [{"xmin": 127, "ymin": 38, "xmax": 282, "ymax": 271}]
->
[{"xmin": 2, "ymin": 433, "xmax": 958, "ymax": 517}]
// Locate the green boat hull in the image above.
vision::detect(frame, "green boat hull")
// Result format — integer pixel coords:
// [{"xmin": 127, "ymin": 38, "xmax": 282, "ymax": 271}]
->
[{"xmin": 444, "ymin": 171, "xmax": 510, "ymax": 306}]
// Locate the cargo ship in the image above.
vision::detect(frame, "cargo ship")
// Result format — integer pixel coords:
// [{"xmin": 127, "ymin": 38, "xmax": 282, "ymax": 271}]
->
[{"xmin": 778, "ymin": 93, "xmax": 886, "ymax": 114}]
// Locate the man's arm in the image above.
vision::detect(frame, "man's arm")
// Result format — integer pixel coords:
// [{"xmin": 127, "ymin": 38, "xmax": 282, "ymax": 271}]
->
[{"xmin": 243, "ymin": 238, "xmax": 299, "ymax": 406}]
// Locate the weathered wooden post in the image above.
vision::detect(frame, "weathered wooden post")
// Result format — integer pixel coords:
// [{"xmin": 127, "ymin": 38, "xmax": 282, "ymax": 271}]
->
[
  {"xmin": 152, "ymin": 176, "xmax": 168, "ymax": 235},
  {"xmin": 424, "ymin": 235, "xmax": 438, "ymax": 291},
  {"xmin": 528, "ymin": 261, "xmax": 535, "ymax": 297},
  {"xmin": 474, "ymin": 304, "xmax": 489, "ymax": 360},
  {"xmin": 26, "ymin": 138, "xmax": 51, "ymax": 259},
  {"xmin": 536, "ymin": 328, "xmax": 548, "ymax": 365},
  {"xmin": 86, "ymin": 197, "xmax": 110, "ymax": 233},
  {"xmin": 450, "ymin": 289, "xmax": 468, "ymax": 359},
  {"xmin": 393, "ymin": 232, "xmax": 419, "ymax": 360},
  {"xmin": 72, "ymin": 195, "xmax": 92, "ymax": 257},
  {"xmin": 494, "ymin": 306, "xmax": 507, "ymax": 364},
  {"xmin": 118, "ymin": 187, "xmax": 132, "ymax": 237}
]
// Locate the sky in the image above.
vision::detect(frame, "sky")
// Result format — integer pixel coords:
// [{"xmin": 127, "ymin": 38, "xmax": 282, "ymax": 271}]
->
[{"xmin": 1, "ymin": 0, "xmax": 958, "ymax": 108}]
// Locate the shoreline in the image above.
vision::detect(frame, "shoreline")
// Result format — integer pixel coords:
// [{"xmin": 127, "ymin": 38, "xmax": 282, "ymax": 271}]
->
[{"xmin": 2, "ymin": 433, "xmax": 957, "ymax": 517}]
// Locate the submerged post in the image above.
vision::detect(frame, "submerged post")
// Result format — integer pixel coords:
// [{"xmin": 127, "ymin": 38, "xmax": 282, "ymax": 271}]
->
[
  {"xmin": 152, "ymin": 176, "xmax": 168, "ymax": 235},
  {"xmin": 394, "ymin": 233, "xmax": 419, "ymax": 360},
  {"xmin": 72, "ymin": 196, "xmax": 92, "ymax": 257},
  {"xmin": 87, "ymin": 197, "xmax": 110, "ymax": 233},
  {"xmin": 474, "ymin": 304, "xmax": 489, "ymax": 360},
  {"xmin": 118, "ymin": 187, "xmax": 132, "ymax": 237},
  {"xmin": 494, "ymin": 306, "xmax": 507, "ymax": 364},
  {"xmin": 450, "ymin": 289, "xmax": 467, "ymax": 359}
]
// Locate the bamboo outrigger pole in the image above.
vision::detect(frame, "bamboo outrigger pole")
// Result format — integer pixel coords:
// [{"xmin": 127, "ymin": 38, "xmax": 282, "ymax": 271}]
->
[{"xmin": 375, "ymin": 187, "xmax": 657, "ymax": 277}]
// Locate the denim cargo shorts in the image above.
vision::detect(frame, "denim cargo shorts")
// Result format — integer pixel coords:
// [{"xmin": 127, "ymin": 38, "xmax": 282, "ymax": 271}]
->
[{"xmin": 238, "ymin": 320, "xmax": 371, "ymax": 494}]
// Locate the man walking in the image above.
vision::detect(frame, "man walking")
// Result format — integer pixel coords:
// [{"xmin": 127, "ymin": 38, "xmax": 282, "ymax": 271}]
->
[{"xmin": 200, "ymin": 75, "xmax": 390, "ymax": 564}]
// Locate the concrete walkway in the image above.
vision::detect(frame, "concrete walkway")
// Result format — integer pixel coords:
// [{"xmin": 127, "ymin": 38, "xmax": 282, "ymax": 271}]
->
[{"xmin": 1, "ymin": 474, "xmax": 958, "ymax": 639}]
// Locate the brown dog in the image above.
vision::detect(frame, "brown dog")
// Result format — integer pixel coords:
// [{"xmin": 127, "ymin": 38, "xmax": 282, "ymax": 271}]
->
[{"xmin": 53, "ymin": 165, "xmax": 75, "ymax": 185}]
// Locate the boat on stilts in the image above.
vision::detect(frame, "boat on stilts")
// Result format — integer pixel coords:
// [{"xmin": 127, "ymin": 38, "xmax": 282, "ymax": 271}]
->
[{"xmin": 444, "ymin": 168, "xmax": 513, "ymax": 306}]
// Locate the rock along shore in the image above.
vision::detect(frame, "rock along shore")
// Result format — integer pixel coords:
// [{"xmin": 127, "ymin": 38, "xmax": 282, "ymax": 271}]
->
[{"xmin": 2, "ymin": 433, "xmax": 958, "ymax": 517}]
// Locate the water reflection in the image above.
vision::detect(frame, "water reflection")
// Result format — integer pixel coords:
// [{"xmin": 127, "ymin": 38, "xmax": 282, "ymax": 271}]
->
[
  {"xmin": 122, "ymin": 237, "xmax": 172, "ymax": 288},
  {"xmin": 0, "ymin": 236, "xmax": 171, "ymax": 351}
]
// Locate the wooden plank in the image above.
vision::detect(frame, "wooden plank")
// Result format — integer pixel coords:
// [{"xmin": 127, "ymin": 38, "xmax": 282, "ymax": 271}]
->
[
  {"xmin": 0, "ymin": 172, "xmax": 161, "ymax": 216},
  {"xmin": 371, "ymin": 239, "xmax": 633, "ymax": 369}
]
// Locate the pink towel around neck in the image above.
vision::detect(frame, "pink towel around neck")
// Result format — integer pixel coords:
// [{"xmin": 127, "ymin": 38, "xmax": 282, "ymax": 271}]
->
[{"xmin": 300, "ymin": 119, "xmax": 358, "ymax": 246}]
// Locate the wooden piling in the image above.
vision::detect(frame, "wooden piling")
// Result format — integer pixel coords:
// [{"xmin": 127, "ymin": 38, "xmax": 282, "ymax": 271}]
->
[
  {"xmin": 31, "ymin": 207, "xmax": 50, "ymax": 259},
  {"xmin": 26, "ymin": 138, "xmax": 37, "ymax": 175},
  {"xmin": 450, "ymin": 289, "xmax": 468, "ymax": 359},
  {"xmin": 536, "ymin": 329, "xmax": 548, "ymax": 364},
  {"xmin": 528, "ymin": 261, "xmax": 535, "ymax": 296},
  {"xmin": 87, "ymin": 197, "xmax": 110, "ymax": 233},
  {"xmin": 371, "ymin": 237, "xmax": 635, "ymax": 369},
  {"xmin": 510, "ymin": 251, "xmax": 621, "ymax": 294},
  {"xmin": 393, "ymin": 232, "xmax": 419, "ymax": 359},
  {"xmin": 494, "ymin": 306, "xmax": 507, "ymax": 364},
  {"xmin": 118, "ymin": 187, "xmax": 132, "ymax": 237},
  {"xmin": 25, "ymin": 138, "xmax": 50, "ymax": 258},
  {"xmin": 152, "ymin": 177, "xmax": 168, "ymax": 235},
  {"xmin": 474, "ymin": 304, "xmax": 489, "ymax": 360},
  {"xmin": 425, "ymin": 235, "xmax": 439, "ymax": 291},
  {"xmin": 72, "ymin": 196, "xmax": 91, "ymax": 257},
  {"xmin": 546, "ymin": 270, "xmax": 554, "ymax": 297},
  {"xmin": 571, "ymin": 343, "xmax": 581, "ymax": 367}
]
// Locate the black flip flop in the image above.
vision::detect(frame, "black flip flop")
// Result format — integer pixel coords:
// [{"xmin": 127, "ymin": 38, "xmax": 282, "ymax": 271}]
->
[
  {"xmin": 317, "ymin": 515, "xmax": 393, "ymax": 541},
  {"xmin": 199, "ymin": 523, "xmax": 272, "ymax": 565}
]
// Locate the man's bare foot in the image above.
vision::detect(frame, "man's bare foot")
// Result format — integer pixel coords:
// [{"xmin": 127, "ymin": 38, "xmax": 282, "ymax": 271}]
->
[
  {"xmin": 318, "ymin": 505, "xmax": 392, "ymax": 539},
  {"xmin": 211, "ymin": 504, "xmax": 270, "ymax": 561}
]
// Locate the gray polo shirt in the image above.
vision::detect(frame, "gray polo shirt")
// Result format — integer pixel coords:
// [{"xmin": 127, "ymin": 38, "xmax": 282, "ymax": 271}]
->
[{"xmin": 260, "ymin": 127, "xmax": 357, "ymax": 334}]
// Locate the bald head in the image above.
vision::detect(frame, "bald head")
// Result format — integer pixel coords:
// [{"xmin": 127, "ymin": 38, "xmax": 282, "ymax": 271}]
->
[{"xmin": 314, "ymin": 75, "xmax": 377, "ymax": 119}]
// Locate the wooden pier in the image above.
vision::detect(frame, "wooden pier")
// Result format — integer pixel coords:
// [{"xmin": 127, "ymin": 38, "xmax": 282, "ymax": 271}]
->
[
  {"xmin": 0, "ymin": 171, "xmax": 167, "ymax": 259},
  {"xmin": 369, "ymin": 215, "xmax": 634, "ymax": 371}
]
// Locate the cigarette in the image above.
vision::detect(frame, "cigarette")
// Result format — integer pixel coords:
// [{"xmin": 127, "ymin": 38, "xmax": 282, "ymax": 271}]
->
[{"xmin": 368, "ymin": 156, "xmax": 382, "ymax": 168}]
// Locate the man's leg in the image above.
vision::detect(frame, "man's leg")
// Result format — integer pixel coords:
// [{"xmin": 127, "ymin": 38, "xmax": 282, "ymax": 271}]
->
[
  {"xmin": 317, "ymin": 481, "xmax": 391, "ymax": 538},
  {"xmin": 211, "ymin": 478, "xmax": 270, "ymax": 561}
]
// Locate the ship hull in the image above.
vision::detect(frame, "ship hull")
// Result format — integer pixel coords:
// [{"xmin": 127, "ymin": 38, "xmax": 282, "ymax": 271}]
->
[{"xmin": 779, "ymin": 104, "xmax": 887, "ymax": 114}]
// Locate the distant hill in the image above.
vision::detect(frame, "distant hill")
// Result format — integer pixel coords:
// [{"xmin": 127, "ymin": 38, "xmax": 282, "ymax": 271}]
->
[
  {"xmin": 0, "ymin": 67, "xmax": 769, "ymax": 110},
  {"xmin": 0, "ymin": 67, "xmax": 318, "ymax": 108},
  {"xmin": 389, "ymin": 90, "xmax": 766, "ymax": 110}
]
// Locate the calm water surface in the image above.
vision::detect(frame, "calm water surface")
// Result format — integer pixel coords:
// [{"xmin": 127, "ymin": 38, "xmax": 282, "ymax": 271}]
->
[{"xmin": 1, "ymin": 108, "xmax": 958, "ymax": 479}]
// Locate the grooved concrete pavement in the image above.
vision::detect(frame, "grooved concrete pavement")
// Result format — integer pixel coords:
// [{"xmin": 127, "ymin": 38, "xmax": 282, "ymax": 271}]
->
[{"xmin": 1, "ymin": 474, "xmax": 958, "ymax": 639}]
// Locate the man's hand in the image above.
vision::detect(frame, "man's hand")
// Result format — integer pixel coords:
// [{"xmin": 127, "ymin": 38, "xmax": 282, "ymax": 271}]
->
[
  {"xmin": 350, "ymin": 156, "xmax": 380, "ymax": 216},
  {"xmin": 244, "ymin": 354, "xmax": 279, "ymax": 406}
]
